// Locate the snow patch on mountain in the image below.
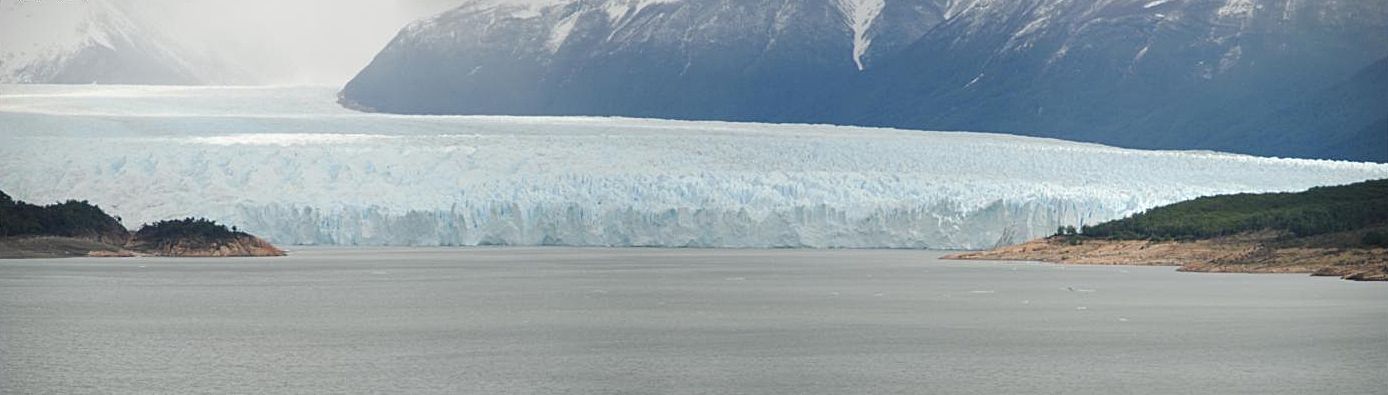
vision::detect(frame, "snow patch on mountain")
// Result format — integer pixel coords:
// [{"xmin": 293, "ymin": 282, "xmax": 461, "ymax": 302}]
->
[
  {"xmin": 1218, "ymin": 0, "xmax": 1256, "ymax": 18},
  {"xmin": 1144, "ymin": 0, "xmax": 1173, "ymax": 8},
  {"xmin": 546, "ymin": 12, "xmax": 581, "ymax": 52},
  {"xmin": 601, "ymin": 0, "xmax": 680, "ymax": 26},
  {"xmin": 837, "ymin": 0, "xmax": 886, "ymax": 70}
]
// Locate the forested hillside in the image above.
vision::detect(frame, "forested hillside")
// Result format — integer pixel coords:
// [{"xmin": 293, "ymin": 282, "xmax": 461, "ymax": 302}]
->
[
  {"xmin": 0, "ymin": 190, "xmax": 131, "ymax": 246},
  {"xmin": 1082, "ymin": 179, "xmax": 1388, "ymax": 243}
]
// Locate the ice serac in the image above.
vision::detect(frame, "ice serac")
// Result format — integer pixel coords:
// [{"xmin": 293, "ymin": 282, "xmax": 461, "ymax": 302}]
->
[
  {"xmin": 0, "ymin": 0, "xmax": 204, "ymax": 84},
  {"xmin": 4, "ymin": 85, "xmax": 1388, "ymax": 249}
]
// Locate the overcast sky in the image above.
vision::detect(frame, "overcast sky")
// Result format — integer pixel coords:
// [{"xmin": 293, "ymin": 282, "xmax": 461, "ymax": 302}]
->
[{"xmin": 132, "ymin": 0, "xmax": 463, "ymax": 85}]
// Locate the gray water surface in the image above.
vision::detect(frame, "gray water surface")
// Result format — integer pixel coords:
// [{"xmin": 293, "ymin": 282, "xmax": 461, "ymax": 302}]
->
[{"xmin": 2, "ymin": 248, "xmax": 1385, "ymax": 394}]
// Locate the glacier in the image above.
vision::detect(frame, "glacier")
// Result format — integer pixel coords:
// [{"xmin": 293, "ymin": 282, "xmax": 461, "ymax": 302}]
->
[{"xmin": 2, "ymin": 84, "xmax": 1386, "ymax": 249}]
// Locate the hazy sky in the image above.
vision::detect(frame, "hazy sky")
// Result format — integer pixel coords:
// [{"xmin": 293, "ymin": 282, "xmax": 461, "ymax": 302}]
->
[{"xmin": 131, "ymin": 0, "xmax": 463, "ymax": 85}]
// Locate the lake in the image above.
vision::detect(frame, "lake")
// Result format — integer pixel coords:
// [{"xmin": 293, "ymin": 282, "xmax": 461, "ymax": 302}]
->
[{"xmin": 1, "ymin": 248, "xmax": 1384, "ymax": 394}]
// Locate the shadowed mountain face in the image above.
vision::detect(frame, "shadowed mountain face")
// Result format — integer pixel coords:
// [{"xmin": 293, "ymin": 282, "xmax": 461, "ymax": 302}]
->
[
  {"xmin": 1210, "ymin": 58, "xmax": 1388, "ymax": 162},
  {"xmin": 341, "ymin": 0, "xmax": 945, "ymax": 121},
  {"xmin": 342, "ymin": 0, "xmax": 1388, "ymax": 162},
  {"xmin": 845, "ymin": 0, "xmax": 1388, "ymax": 162}
]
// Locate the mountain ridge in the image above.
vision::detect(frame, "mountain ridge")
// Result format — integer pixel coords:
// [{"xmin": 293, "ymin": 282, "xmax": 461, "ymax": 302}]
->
[
  {"xmin": 341, "ymin": 0, "xmax": 944, "ymax": 120},
  {"xmin": 0, "ymin": 0, "xmax": 227, "ymax": 85},
  {"xmin": 342, "ymin": 0, "xmax": 1388, "ymax": 162}
]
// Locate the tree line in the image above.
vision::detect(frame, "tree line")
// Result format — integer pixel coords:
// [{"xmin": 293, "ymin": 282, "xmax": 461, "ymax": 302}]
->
[
  {"xmin": 2, "ymin": 190, "xmax": 246, "ymax": 248},
  {"xmin": 1079, "ymin": 179, "xmax": 1388, "ymax": 241},
  {"xmin": 0, "ymin": 190, "xmax": 128, "ymax": 241},
  {"xmin": 133, "ymin": 217, "xmax": 246, "ymax": 249}
]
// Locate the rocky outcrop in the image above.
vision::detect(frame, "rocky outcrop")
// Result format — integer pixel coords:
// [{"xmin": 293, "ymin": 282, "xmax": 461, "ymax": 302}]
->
[
  {"xmin": 126, "ymin": 234, "xmax": 285, "ymax": 257},
  {"xmin": 0, "ymin": 234, "xmax": 285, "ymax": 258},
  {"xmin": 0, "ymin": 236, "xmax": 130, "ymax": 259},
  {"xmin": 1, "ymin": 190, "xmax": 285, "ymax": 259},
  {"xmin": 1337, "ymin": 266, "xmax": 1388, "ymax": 282},
  {"xmin": 124, "ymin": 217, "xmax": 286, "ymax": 257}
]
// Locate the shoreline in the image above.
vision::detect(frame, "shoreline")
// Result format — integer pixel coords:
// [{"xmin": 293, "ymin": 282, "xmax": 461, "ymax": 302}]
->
[
  {"xmin": 944, "ymin": 234, "xmax": 1388, "ymax": 281},
  {"xmin": 0, "ymin": 236, "xmax": 285, "ymax": 259},
  {"xmin": 8, "ymin": 239, "xmax": 1384, "ymax": 282}
]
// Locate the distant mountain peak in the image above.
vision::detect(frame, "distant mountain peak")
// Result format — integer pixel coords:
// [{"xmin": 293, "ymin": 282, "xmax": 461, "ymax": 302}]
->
[{"xmin": 0, "ymin": 0, "xmax": 200, "ymax": 84}]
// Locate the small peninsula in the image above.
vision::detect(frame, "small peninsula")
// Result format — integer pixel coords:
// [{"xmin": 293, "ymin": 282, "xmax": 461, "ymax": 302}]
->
[
  {"xmin": 0, "ymin": 190, "xmax": 284, "ymax": 258},
  {"xmin": 947, "ymin": 180, "xmax": 1388, "ymax": 281}
]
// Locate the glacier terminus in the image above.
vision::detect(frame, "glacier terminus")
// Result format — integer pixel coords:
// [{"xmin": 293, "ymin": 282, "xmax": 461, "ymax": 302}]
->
[{"xmin": 2, "ymin": 85, "xmax": 1386, "ymax": 249}]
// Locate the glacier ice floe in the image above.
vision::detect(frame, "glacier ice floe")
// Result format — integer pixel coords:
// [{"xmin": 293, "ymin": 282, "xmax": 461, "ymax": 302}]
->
[{"xmin": 2, "ymin": 85, "xmax": 1386, "ymax": 249}]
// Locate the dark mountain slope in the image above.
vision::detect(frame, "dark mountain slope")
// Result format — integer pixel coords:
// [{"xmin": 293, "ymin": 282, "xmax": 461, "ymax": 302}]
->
[
  {"xmin": 842, "ymin": 0, "xmax": 1388, "ymax": 159},
  {"xmin": 1209, "ymin": 57, "xmax": 1388, "ymax": 162},
  {"xmin": 342, "ymin": 0, "xmax": 1388, "ymax": 161},
  {"xmin": 341, "ymin": 0, "xmax": 945, "ymax": 119}
]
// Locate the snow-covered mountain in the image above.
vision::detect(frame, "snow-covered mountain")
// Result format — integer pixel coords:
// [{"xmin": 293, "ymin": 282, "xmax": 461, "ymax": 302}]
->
[
  {"xmin": 0, "ymin": 0, "xmax": 207, "ymax": 84},
  {"xmin": 342, "ymin": 0, "xmax": 1388, "ymax": 161},
  {"xmin": 341, "ymin": 0, "xmax": 945, "ymax": 119},
  {"xmin": 4, "ymin": 85, "xmax": 1386, "ymax": 248}
]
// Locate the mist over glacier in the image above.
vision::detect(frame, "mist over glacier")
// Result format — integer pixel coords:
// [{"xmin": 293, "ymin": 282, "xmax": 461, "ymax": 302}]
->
[{"xmin": 2, "ymin": 85, "xmax": 1386, "ymax": 249}]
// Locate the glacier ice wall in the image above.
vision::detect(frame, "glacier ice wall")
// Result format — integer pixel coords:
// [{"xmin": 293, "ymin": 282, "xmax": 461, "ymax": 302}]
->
[{"xmin": 2, "ymin": 85, "xmax": 1386, "ymax": 249}]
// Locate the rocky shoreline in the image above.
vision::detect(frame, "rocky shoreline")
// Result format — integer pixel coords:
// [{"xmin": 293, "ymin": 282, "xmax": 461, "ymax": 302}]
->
[
  {"xmin": 124, "ymin": 234, "xmax": 285, "ymax": 257},
  {"xmin": 1, "ymin": 235, "xmax": 285, "ymax": 259},
  {"xmin": 3, "ymin": 190, "xmax": 286, "ymax": 259},
  {"xmin": 944, "ymin": 233, "xmax": 1387, "ymax": 281}
]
